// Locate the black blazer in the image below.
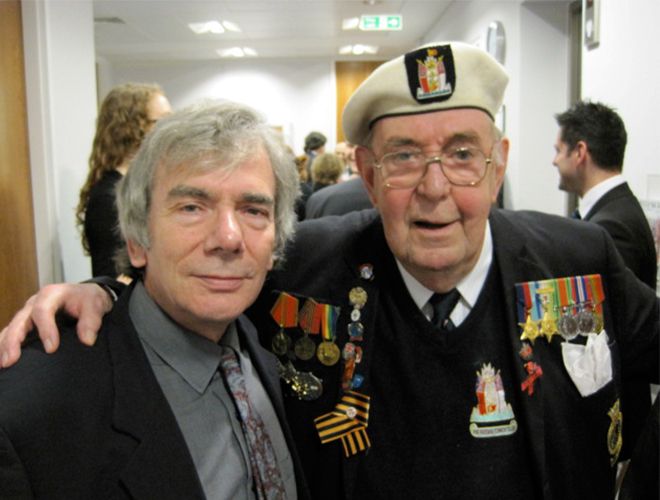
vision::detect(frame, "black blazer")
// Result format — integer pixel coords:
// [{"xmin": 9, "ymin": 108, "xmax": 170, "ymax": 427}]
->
[
  {"xmin": 584, "ymin": 182, "xmax": 656, "ymax": 290},
  {"xmin": 583, "ymin": 181, "xmax": 657, "ymax": 458},
  {"xmin": 304, "ymin": 178, "xmax": 372, "ymax": 219},
  {"xmin": 0, "ymin": 285, "xmax": 309, "ymax": 499},
  {"xmin": 250, "ymin": 208, "xmax": 659, "ymax": 500}
]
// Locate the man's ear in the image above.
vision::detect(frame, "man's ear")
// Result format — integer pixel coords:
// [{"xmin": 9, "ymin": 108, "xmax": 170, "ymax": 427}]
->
[
  {"xmin": 574, "ymin": 140, "xmax": 589, "ymax": 165},
  {"xmin": 492, "ymin": 137, "xmax": 509, "ymax": 202},
  {"xmin": 355, "ymin": 146, "xmax": 379, "ymax": 206},
  {"xmin": 126, "ymin": 239, "xmax": 147, "ymax": 268}
]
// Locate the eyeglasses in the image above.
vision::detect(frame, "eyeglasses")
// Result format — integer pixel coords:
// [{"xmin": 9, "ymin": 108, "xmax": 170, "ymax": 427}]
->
[{"xmin": 372, "ymin": 144, "xmax": 495, "ymax": 189}]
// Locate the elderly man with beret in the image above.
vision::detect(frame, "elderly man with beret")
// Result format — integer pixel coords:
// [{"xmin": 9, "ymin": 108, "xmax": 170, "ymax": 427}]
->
[{"xmin": 1, "ymin": 42, "xmax": 658, "ymax": 499}]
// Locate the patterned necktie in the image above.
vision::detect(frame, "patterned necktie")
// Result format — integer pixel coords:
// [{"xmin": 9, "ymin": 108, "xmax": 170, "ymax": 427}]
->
[
  {"xmin": 429, "ymin": 289, "xmax": 461, "ymax": 330},
  {"xmin": 219, "ymin": 348, "xmax": 287, "ymax": 500}
]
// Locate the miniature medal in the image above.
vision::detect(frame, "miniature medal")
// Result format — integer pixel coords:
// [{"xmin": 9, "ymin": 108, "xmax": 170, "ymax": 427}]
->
[
  {"xmin": 576, "ymin": 304, "xmax": 596, "ymax": 335},
  {"xmin": 557, "ymin": 306, "xmax": 579, "ymax": 341},
  {"xmin": 272, "ymin": 330, "xmax": 291, "ymax": 356},
  {"xmin": 318, "ymin": 340, "xmax": 341, "ymax": 366},
  {"xmin": 270, "ymin": 292, "xmax": 299, "ymax": 356},
  {"xmin": 519, "ymin": 313, "xmax": 540, "ymax": 343},
  {"xmin": 317, "ymin": 303, "xmax": 341, "ymax": 366},
  {"xmin": 294, "ymin": 335, "xmax": 317, "ymax": 361},
  {"xmin": 297, "ymin": 299, "xmax": 322, "ymax": 361}
]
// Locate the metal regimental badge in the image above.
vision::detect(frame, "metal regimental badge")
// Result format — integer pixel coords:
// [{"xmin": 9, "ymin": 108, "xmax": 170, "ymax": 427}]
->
[
  {"xmin": 469, "ymin": 363, "xmax": 518, "ymax": 438},
  {"xmin": 607, "ymin": 399, "xmax": 623, "ymax": 466}
]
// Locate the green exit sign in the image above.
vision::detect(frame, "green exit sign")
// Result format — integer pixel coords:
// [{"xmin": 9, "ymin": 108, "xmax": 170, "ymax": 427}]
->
[{"xmin": 359, "ymin": 15, "xmax": 402, "ymax": 31}]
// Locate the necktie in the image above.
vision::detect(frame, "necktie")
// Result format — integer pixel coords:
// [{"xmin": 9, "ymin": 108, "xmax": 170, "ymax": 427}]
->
[
  {"xmin": 429, "ymin": 289, "xmax": 461, "ymax": 330},
  {"xmin": 219, "ymin": 348, "xmax": 287, "ymax": 500},
  {"xmin": 571, "ymin": 208, "xmax": 581, "ymax": 220}
]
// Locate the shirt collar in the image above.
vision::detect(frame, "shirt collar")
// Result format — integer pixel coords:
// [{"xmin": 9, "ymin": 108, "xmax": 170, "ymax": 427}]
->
[
  {"xmin": 579, "ymin": 175, "xmax": 625, "ymax": 218},
  {"xmin": 397, "ymin": 220, "xmax": 493, "ymax": 311},
  {"xmin": 128, "ymin": 281, "xmax": 239, "ymax": 394}
]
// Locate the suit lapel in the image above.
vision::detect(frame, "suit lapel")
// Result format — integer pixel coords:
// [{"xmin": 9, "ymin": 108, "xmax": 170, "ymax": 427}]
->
[
  {"xmin": 583, "ymin": 182, "xmax": 630, "ymax": 220},
  {"xmin": 105, "ymin": 292, "xmax": 205, "ymax": 499},
  {"xmin": 490, "ymin": 210, "xmax": 553, "ymax": 498}
]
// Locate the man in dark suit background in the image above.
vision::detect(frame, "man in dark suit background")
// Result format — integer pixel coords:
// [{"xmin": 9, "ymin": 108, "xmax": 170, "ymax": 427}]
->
[
  {"xmin": 0, "ymin": 102, "xmax": 307, "ymax": 499},
  {"xmin": 304, "ymin": 176, "xmax": 372, "ymax": 219},
  {"xmin": 553, "ymin": 101, "xmax": 656, "ymax": 290},
  {"xmin": 553, "ymin": 100, "xmax": 658, "ymax": 462}
]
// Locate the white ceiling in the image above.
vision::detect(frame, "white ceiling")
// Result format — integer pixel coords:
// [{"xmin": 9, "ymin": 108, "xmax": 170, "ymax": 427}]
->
[{"xmin": 93, "ymin": 0, "xmax": 453, "ymax": 62}]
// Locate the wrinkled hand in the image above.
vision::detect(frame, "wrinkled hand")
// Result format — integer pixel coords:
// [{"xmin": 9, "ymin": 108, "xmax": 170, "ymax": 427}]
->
[{"xmin": 0, "ymin": 283, "xmax": 113, "ymax": 368}]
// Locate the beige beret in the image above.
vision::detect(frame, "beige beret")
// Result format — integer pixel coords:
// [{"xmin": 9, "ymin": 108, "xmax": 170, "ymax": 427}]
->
[{"xmin": 342, "ymin": 41, "xmax": 509, "ymax": 145}]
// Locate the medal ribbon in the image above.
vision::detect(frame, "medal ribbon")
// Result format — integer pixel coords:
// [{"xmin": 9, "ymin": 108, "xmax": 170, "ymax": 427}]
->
[
  {"xmin": 586, "ymin": 274, "xmax": 604, "ymax": 316},
  {"xmin": 314, "ymin": 391, "xmax": 371, "ymax": 457},
  {"xmin": 270, "ymin": 292, "xmax": 299, "ymax": 328},
  {"xmin": 299, "ymin": 299, "xmax": 322, "ymax": 334},
  {"xmin": 320, "ymin": 304, "xmax": 340, "ymax": 341}
]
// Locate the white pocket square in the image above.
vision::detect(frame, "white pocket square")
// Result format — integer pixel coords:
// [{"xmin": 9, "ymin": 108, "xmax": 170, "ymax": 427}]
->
[{"xmin": 561, "ymin": 330, "xmax": 613, "ymax": 397}]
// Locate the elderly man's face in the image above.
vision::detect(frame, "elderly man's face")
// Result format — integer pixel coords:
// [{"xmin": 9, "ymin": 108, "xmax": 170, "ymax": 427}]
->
[
  {"xmin": 127, "ymin": 148, "xmax": 276, "ymax": 341},
  {"xmin": 357, "ymin": 109, "xmax": 506, "ymax": 290}
]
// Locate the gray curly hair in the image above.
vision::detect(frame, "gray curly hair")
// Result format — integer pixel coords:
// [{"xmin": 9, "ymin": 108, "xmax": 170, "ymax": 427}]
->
[{"xmin": 115, "ymin": 100, "xmax": 300, "ymax": 275}]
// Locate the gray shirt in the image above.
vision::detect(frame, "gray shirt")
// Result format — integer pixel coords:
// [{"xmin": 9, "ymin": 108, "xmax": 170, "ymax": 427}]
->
[{"xmin": 129, "ymin": 282, "xmax": 296, "ymax": 500}]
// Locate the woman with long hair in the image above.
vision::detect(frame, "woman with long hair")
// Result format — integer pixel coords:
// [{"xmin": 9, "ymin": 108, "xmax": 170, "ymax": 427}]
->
[{"xmin": 77, "ymin": 83, "xmax": 171, "ymax": 277}]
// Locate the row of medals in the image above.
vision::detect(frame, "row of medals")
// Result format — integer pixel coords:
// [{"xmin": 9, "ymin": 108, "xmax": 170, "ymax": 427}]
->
[
  {"xmin": 556, "ymin": 303, "xmax": 601, "ymax": 340},
  {"xmin": 273, "ymin": 286, "xmax": 369, "ymax": 401}
]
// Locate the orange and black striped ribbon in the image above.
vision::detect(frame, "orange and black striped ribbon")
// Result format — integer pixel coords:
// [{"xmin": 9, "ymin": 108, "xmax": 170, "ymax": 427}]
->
[{"xmin": 314, "ymin": 391, "xmax": 371, "ymax": 457}]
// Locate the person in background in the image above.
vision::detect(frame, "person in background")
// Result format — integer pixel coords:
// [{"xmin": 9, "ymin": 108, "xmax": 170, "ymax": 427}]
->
[
  {"xmin": 293, "ymin": 153, "xmax": 311, "ymax": 220},
  {"xmin": 309, "ymin": 152, "xmax": 343, "ymax": 193},
  {"xmin": 336, "ymin": 141, "xmax": 358, "ymax": 181},
  {"xmin": 0, "ymin": 101, "xmax": 307, "ymax": 499},
  {"xmin": 77, "ymin": 83, "xmax": 171, "ymax": 278},
  {"xmin": 553, "ymin": 100, "xmax": 658, "ymax": 462},
  {"xmin": 305, "ymin": 144, "xmax": 372, "ymax": 219},
  {"xmin": 1, "ymin": 42, "xmax": 659, "ymax": 500},
  {"xmin": 302, "ymin": 131, "xmax": 326, "ymax": 181}
]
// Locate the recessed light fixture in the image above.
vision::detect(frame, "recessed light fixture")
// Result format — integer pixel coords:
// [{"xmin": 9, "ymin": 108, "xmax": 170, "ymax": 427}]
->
[
  {"xmin": 188, "ymin": 20, "xmax": 242, "ymax": 35},
  {"xmin": 217, "ymin": 47, "xmax": 258, "ymax": 58},
  {"xmin": 222, "ymin": 21, "xmax": 242, "ymax": 33},
  {"xmin": 342, "ymin": 17, "xmax": 360, "ymax": 30},
  {"xmin": 339, "ymin": 44, "xmax": 378, "ymax": 56}
]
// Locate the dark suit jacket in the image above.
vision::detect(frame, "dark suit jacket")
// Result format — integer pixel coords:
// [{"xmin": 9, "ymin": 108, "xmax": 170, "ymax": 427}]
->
[
  {"xmin": 249, "ymin": 208, "xmax": 659, "ymax": 500},
  {"xmin": 583, "ymin": 181, "xmax": 657, "ymax": 458},
  {"xmin": 304, "ymin": 178, "xmax": 372, "ymax": 219},
  {"xmin": 584, "ymin": 182, "xmax": 657, "ymax": 290},
  {"xmin": 0, "ymin": 285, "xmax": 309, "ymax": 499}
]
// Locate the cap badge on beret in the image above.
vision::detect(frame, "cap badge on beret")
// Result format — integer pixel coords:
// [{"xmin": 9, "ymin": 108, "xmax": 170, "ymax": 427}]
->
[{"xmin": 405, "ymin": 44, "xmax": 456, "ymax": 104}]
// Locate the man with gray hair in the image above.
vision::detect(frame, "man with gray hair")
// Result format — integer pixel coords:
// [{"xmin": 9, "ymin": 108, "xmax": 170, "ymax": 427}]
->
[{"xmin": 0, "ymin": 101, "xmax": 307, "ymax": 499}]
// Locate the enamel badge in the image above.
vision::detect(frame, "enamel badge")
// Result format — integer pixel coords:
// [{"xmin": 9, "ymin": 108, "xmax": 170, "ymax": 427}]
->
[
  {"xmin": 405, "ymin": 44, "xmax": 455, "ymax": 103},
  {"xmin": 469, "ymin": 363, "xmax": 518, "ymax": 438}
]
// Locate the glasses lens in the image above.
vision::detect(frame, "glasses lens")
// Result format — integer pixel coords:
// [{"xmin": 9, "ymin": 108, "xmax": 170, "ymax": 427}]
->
[
  {"xmin": 377, "ymin": 147, "xmax": 490, "ymax": 188},
  {"xmin": 442, "ymin": 147, "xmax": 487, "ymax": 185},
  {"xmin": 381, "ymin": 151, "xmax": 426, "ymax": 188}
]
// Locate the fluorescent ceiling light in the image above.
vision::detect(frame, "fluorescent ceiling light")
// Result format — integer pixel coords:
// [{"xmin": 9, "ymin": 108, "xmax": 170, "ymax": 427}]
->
[
  {"xmin": 189, "ymin": 20, "xmax": 242, "ymax": 35},
  {"xmin": 217, "ymin": 47, "xmax": 258, "ymax": 58},
  {"xmin": 338, "ymin": 44, "xmax": 378, "ymax": 56},
  {"xmin": 342, "ymin": 17, "xmax": 360, "ymax": 30},
  {"xmin": 222, "ymin": 20, "xmax": 242, "ymax": 32},
  {"xmin": 189, "ymin": 21, "xmax": 224, "ymax": 34}
]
